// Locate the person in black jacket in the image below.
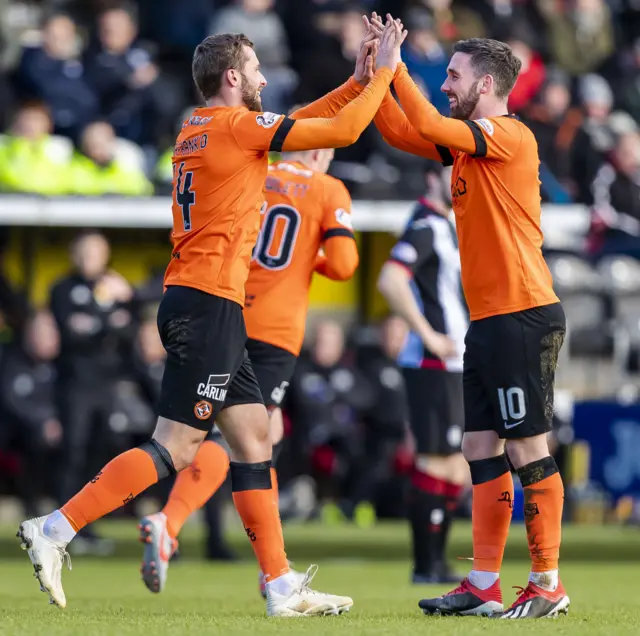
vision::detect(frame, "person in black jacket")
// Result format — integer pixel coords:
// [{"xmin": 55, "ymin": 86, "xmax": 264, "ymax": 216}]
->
[
  {"xmin": 84, "ymin": 2, "xmax": 183, "ymax": 146},
  {"xmin": 287, "ymin": 319, "xmax": 373, "ymax": 517},
  {"xmin": 50, "ymin": 231, "xmax": 134, "ymax": 549},
  {"xmin": 347, "ymin": 316, "xmax": 410, "ymax": 522},
  {"xmin": 0, "ymin": 311, "xmax": 62, "ymax": 516}
]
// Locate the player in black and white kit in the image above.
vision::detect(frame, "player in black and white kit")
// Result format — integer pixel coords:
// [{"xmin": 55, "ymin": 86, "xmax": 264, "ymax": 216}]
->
[{"xmin": 378, "ymin": 162, "xmax": 469, "ymax": 583}]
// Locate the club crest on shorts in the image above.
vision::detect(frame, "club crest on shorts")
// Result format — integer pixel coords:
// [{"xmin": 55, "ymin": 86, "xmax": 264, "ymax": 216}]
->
[{"xmin": 194, "ymin": 400, "xmax": 213, "ymax": 420}]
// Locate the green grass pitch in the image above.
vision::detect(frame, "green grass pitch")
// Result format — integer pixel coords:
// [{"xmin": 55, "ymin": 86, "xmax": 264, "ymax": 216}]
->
[{"xmin": 0, "ymin": 520, "xmax": 639, "ymax": 635}]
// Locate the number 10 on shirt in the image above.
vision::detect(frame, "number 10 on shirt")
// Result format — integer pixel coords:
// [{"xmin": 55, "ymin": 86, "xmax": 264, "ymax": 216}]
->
[{"xmin": 252, "ymin": 203, "xmax": 301, "ymax": 271}]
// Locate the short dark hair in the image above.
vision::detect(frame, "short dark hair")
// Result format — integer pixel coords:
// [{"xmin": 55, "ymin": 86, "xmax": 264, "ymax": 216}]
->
[
  {"xmin": 192, "ymin": 33, "xmax": 254, "ymax": 101},
  {"xmin": 452, "ymin": 38, "xmax": 522, "ymax": 100},
  {"xmin": 100, "ymin": 1, "xmax": 138, "ymax": 23}
]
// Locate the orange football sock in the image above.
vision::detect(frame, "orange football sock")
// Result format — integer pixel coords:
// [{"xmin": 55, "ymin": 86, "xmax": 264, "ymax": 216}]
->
[
  {"xmin": 61, "ymin": 448, "xmax": 160, "ymax": 531},
  {"xmin": 518, "ymin": 457, "xmax": 564, "ymax": 573},
  {"xmin": 469, "ymin": 455, "xmax": 514, "ymax": 573},
  {"xmin": 163, "ymin": 440, "xmax": 230, "ymax": 538},
  {"xmin": 231, "ymin": 462, "xmax": 289, "ymax": 582}
]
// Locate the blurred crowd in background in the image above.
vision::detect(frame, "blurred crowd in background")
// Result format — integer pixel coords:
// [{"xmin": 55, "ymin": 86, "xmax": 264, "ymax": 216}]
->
[
  {"xmin": 0, "ymin": 0, "xmax": 637, "ymax": 205},
  {"xmin": 1, "ymin": 0, "xmax": 640, "ymax": 546}
]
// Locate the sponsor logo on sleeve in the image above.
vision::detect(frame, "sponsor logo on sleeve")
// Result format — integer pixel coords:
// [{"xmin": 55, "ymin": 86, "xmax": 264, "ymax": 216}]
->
[
  {"xmin": 474, "ymin": 118, "xmax": 494, "ymax": 136},
  {"xmin": 335, "ymin": 208, "xmax": 353, "ymax": 229},
  {"xmin": 256, "ymin": 112, "xmax": 280, "ymax": 128}
]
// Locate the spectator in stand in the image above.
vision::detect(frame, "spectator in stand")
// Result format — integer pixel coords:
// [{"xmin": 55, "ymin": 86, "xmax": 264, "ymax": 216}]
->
[
  {"xmin": 401, "ymin": 8, "xmax": 449, "ymax": 115},
  {"xmin": 523, "ymin": 69, "xmax": 582, "ymax": 202},
  {"xmin": 538, "ymin": 0, "xmax": 615, "ymax": 76},
  {"xmin": 0, "ymin": 71, "xmax": 12, "ymax": 133},
  {"xmin": 85, "ymin": 2, "xmax": 183, "ymax": 147},
  {"xmin": 506, "ymin": 24, "xmax": 546, "ymax": 114},
  {"xmin": 570, "ymin": 74, "xmax": 624, "ymax": 203},
  {"xmin": 0, "ymin": 310, "xmax": 62, "ymax": 516},
  {"xmin": 210, "ymin": 0, "xmax": 296, "ymax": 113},
  {"xmin": 474, "ymin": 0, "xmax": 546, "ymax": 43},
  {"xmin": 0, "ymin": 101, "xmax": 72, "ymax": 195},
  {"xmin": 615, "ymin": 37, "xmax": 640, "ymax": 125},
  {"xmin": 419, "ymin": 0, "xmax": 487, "ymax": 47},
  {"xmin": 15, "ymin": 11, "xmax": 98, "ymax": 140},
  {"xmin": 50, "ymin": 231, "xmax": 134, "ymax": 553},
  {"xmin": 133, "ymin": 312, "xmax": 166, "ymax": 410},
  {"xmin": 346, "ymin": 316, "xmax": 410, "ymax": 525},
  {"xmin": 288, "ymin": 319, "xmax": 373, "ymax": 521},
  {"xmin": 137, "ymin": 0, "xmax": 213, "ymax": 62},
  {"xmin": 588, "ymin": 130, "xmax": 640, "ymax": 259},
  {"xmin": 68, "ymin": 121, "xmax": 152, "ymax": 196}
]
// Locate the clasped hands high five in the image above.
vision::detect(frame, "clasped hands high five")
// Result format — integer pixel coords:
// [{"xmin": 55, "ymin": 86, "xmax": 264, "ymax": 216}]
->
[{"xmin": 355, "ymin": 12, "xmax": 407, "ymax": 86}]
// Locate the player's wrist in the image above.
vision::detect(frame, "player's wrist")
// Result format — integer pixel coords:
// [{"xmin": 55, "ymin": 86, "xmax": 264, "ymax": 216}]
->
[
  {"xmin": 394, "ymin": 62, "xmax": 407, "ymax": 79},
  {"xmin": 374, "ymin": 65, "xmax": 395, "ymax": 77}
]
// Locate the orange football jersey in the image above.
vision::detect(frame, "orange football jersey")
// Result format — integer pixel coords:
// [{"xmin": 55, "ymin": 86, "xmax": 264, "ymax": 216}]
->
[
  {"xmin": 376, "ymin": 65, "xmax": 559, "ymax": 320},
  {"xmin": 164, "ymin": 107, "xmax": 291, "ymax": 306},
  {"xmin": 243, "ymin": 161, "xmax": 356, "ymax": 355}
]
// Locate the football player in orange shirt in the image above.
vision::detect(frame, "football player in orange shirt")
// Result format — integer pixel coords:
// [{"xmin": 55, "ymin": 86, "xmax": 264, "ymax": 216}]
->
[
  {"xmin": 139, "ymin": 139, "xmax": 359, "ymax": 598},
  {"xmin": 16, "ymin": 20, "xmax": 406, "ymax": 616},
  {"xmin": 344, "ymin": 13, "xmax": 568, "ymax": 619}
]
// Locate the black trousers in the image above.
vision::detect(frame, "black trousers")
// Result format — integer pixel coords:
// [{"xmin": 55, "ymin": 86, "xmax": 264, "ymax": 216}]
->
[{"xmin": 56, "ymin": 382, "xmax": 117, "ymax": 504}]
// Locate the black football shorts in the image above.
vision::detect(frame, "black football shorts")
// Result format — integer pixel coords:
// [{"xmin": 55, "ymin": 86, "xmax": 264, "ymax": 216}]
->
[
  {"xmin": 156, "ymin": 286, "xmax": 263, "ymax": 431},
  {"xmin": 403, "ymin": 367, "xmax": 464, "ymax": 456},
  {"xmin": 245, "ymin": 338, "xmax": 297, "ymax": 409},
  {"xmin": 463, "ymin": 302, "xmax": 566, "ymax": 439}
]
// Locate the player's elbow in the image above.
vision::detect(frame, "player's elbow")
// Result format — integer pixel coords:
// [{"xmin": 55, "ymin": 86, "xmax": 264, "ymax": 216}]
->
[
  {"xmin": 333, "ymin": 122, "xmax": 361, "ymax": 147},
  {"xmin": 377, "ymin": 262, "xmax": 407, "ymax": 297},
  {"xmin": 376, "ymin": 265, "xmax": 394, "ymax": 297},
  {"xmin": 327, "ymin": 255, "xmax": 359, "ymax": 281}
]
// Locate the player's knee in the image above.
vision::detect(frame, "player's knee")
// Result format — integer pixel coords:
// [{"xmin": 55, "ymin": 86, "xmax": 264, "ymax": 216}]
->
[
  {"xmin": 139, "ymin": 439, "xmax": 178, "ymax": 478},
  {"xmin": 505, "ymin": 434, "xmax": 550, "ymax": 470},
  {"xmin": 461, "ymin": 431, "xmax": 503, "ymax": 462},
  {"xmin": 449, "ymin": 452, "xmax": 471, "ymax": 486},
  {"xmin": 268, "ymin": 407, "xmax": 284, "ymax": 445}
]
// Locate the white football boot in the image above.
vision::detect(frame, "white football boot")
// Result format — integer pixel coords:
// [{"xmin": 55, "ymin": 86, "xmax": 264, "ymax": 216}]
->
[
  {"xmin": 266, "ymin": 564, "xmax": 354, "ymax": 617},
  {"xmin": 17, "ymin": 516, "xmax": 72, "ymax": 608},
  {"xmin": 259, "ymin": 561, "xmax": 306, "ymax": 599},
  {"xmin": 138, "ymin": 512, "xmax": 178, "ymax": 593}
]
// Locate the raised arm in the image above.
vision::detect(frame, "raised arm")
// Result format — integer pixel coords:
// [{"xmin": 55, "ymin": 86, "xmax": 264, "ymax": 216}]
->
[
  {"xmin": 289, "ymin": 77, "xmax": 364, "ymax": 120},
  {"xmin": 375, "ymin": 90, "xmax": 454, "ymax": 165},
  {"xmin": 393, "ymin": 63, "xmax": 478, "ymax": 154},
  {"xmin": 280, "ymin": 67, "xmax": 393, "ymax": 151},
  {"xmin": 283, "ymin": 18, "xmax": 407, "ymax": 151}
]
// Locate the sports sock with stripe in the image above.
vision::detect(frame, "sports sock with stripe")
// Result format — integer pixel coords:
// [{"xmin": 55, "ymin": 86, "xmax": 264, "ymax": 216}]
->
[
  {"xmin": 59, "ymin": 443, "xmax": 174, "ymax": 534},
  {"xmin": 517, "ymin": 456, "xmax": 563, "ymax": 591},
  {"xmin": 467, "ymin": 454, "xmax": 513, "ymax": 589},
  {"xmin": 231, "ymin": 461, "xmax": 289, "ymax": 582}
]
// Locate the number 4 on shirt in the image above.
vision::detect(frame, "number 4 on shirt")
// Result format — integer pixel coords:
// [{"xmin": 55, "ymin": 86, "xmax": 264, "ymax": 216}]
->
[{"xmin": 175, "ymin": 162, "xmax": 195, "ymax": 231}]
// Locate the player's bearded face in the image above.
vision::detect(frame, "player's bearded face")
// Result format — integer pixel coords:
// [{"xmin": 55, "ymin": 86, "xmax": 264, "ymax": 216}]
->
[
  {"xmin": 447, "ymin": 79, "xmax": 482, "ymax": 120},
  {"xmin": 240, "ymin": 71, "xmax": 263, "ymax": 112}
]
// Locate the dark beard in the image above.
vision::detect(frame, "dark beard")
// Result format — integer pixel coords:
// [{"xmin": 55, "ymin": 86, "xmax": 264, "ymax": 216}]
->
[
  {"xmin": 241, "ymin": 73, "xmax": 262, "ymax": 112},
  {"xmin": 450, "ymin": 81, "xmax": 481, "ymax": 120}
]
